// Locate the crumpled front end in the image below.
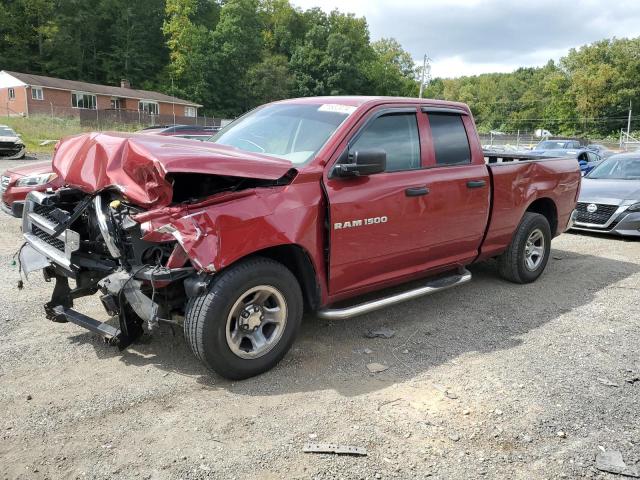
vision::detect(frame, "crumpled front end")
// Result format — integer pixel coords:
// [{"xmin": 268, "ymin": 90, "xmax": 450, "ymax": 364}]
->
[
  {"xmin": 19, "ymin": 132, "xmax": 299, "ymax": 347},
  {"xmin": 20, "ymin": 187, "xmax": 198, "ymax": 347}
]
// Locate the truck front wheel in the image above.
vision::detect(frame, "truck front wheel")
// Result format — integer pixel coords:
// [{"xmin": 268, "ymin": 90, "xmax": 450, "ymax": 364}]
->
[
  {"xmin": 497, "ymin": 212, "xmax": 551, "ymax": 284},
  {"xmin": 184, "ymin": 257, "xmax": 303, "ymax": 380}
]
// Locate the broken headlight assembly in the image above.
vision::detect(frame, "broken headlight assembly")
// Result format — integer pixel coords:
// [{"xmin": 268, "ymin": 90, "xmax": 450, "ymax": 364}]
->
[{"xmin": 16, "ymin": 173, "xmax": 57, "ymax": 187}]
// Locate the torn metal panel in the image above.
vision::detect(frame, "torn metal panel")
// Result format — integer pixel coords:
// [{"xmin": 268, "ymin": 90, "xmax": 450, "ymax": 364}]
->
[{"xmin": 19, "ymin": 244, "xmax": 51, "ymax": 277}]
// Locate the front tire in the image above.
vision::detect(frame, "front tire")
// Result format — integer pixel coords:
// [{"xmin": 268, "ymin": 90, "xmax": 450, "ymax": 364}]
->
[
  {"xmin": 184, "ymin": 257, "xmax": 303, "ymax": 380},
  {"xmin": 497, "ymin": 212, "xmax": 551, "ymax": 284}
]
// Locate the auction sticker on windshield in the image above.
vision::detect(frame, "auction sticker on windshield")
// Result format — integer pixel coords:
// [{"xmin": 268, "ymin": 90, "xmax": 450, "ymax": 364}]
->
[{"xmin": 318, "ymin": 104, "xmax": 357, "ymax": 115}]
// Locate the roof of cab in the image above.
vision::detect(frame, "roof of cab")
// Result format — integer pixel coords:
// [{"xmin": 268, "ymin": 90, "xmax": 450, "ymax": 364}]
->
[{"xmin": 273, "ymin": 95, "xmax": 470, "ymax": 112}]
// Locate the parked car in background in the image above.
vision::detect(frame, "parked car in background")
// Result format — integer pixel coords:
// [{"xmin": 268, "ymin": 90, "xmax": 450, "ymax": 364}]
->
[
  {"xmin": 0, "ymin": 125, "xmax": 26, "ymax": 159},
  {"xmin": 534, "ymin": 139, "xmax": 582, "ymax": 150},
  {"xmin": 140, "ymin": 124, "xmax": 221, "ymax": 141},
  {"xmin": 586, "ymin": 144, "xmax": 615, "ymax": 159},
  {"xmin": 529, "ymin": 148, "xmax": 602, "ymax": 175},
  {"xmin": 572, "ymin": 153, "xmax": 640, "ymax": 237},
  {"xmin": 1, "ymin": 162, "xmax": 60, "ymax": 217}
]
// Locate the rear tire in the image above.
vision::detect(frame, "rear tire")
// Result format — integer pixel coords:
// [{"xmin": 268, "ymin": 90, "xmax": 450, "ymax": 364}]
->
[
  {"xmin": 184, "ymin": 257, "xmax": 303, "ymax": 380},
  {"xmin": 497, "ymin": 212, "xmax": 551, "ymax": 284}
]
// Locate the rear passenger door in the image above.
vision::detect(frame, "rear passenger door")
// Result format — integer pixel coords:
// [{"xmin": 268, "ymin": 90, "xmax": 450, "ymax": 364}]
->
[{"xmin": 417, "ymin": 109, "xmax": 491, "ymax": 265}]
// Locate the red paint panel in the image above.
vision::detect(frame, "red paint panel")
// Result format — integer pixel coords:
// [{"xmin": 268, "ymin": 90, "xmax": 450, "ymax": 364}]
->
[
  {"xmin": 326, "ymin": 170, "xmax": 437, "ymax": 293},
  {"xmin": 477, "ymin": 158, "xmax": 581, "ymax": 261},
  {"xmin": 324, "ymin": 102, "xmax": 490, "ymax": 296},
  {"xmin": 136, "ymin": 179, "xmax": 331, "ymax": 302}
]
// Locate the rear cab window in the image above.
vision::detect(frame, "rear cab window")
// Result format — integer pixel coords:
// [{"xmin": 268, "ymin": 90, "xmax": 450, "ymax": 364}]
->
[{"xmin": 426, "ymin": 113, "xmax": 471, "ymax": 166}]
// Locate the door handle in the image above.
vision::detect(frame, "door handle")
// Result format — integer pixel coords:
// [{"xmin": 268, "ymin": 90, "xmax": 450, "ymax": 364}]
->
[
  {"xmin": 466, "ymin": 180, "xmax": 486, "ymax": 188},
  {"xmin": 405, "ymin": 186, "xmax": 430, "ymax": 197}
]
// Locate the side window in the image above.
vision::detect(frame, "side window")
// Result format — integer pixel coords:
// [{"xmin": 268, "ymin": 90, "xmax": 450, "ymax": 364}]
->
[
  {"xmin": 428, "ymin": 113, "xmax": 471, "ymax": 166},
  {"xmin": 350, "ymin": 113, "xmax": 420, "ymax": 172},
  {"xmin": 587, "ymin": 152, "xmax": 599, "ymax": 162}
]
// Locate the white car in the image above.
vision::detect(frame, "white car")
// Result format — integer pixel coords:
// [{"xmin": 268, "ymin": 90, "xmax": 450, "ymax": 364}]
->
[{"xmin": 0, "ymin": 125, "xmax": 26, "ymax": 159}]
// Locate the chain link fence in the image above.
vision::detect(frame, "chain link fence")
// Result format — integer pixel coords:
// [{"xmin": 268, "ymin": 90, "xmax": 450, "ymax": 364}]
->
[
  {"xmin": 9, "ymin": 103, "xmax": 227, "ymax": 130},
  {"xmin": 478, "ymin": 132, "xmax": 623, "ymax": 151},
  {"xmin": 78, "ymin": 109, "xmax": 224, "ymax": 129}
]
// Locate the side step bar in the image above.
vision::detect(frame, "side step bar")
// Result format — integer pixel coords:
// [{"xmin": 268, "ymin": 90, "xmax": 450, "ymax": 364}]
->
[
  {"xmin": 52, "ymin": 306, "xmax": 121, "ymax": 342},
  {"xmin": 317, "ymin": 269, "xmax": 472, "ymax": 320}
]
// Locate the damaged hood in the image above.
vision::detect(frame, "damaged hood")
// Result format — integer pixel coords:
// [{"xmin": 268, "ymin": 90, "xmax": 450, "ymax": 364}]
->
[{"xmin": 52, "ymin": 132, "xmax": 295, "ymax": 207}]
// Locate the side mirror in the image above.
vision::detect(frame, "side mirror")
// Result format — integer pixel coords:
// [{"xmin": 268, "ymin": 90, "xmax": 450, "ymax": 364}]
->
[{"xmin": 334, "ymin": 148, "xmax": 386, "ymax": 177}]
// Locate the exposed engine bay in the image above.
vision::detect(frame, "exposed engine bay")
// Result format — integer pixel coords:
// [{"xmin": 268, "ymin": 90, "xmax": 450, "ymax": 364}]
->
[{"xmin": 20, "ymin": 187, "xmax": 206, "ymax": 348}]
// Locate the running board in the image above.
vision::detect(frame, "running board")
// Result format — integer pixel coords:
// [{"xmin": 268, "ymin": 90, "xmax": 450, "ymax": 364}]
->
[
  {"xmin": 317, "ymin": 269, "xmax": 472, "ymax": 320},
  {"xmin": 52, "ymin": 306, "xmax": 121, "ymax": 341}
]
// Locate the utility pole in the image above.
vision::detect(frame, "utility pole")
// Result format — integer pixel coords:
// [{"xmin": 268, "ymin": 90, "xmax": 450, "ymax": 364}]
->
[
  {"xmin": 627, "ymin": 99, "xmax": 632, "ymax": 140},
  {"xmin": 171, "ymin": 76, "xmax": 176, "ymax": 126},
  {"xmin": 418, "ymin": 54, "xmax": 430, "ymax": 99}
]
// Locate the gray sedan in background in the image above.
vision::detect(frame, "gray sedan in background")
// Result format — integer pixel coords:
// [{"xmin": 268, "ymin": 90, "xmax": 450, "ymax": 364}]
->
[{"xmin": 572, "ymin": 153, "xmax": 640, "ymax": 237}]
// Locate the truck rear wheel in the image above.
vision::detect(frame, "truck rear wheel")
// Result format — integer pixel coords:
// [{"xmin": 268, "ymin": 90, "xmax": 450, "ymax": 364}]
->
[
  {"xmin": 184, "ymin": 257, "xmax": 303, "ymax": 380},
  {"xmin": 497, "ymin": 212, "xmax": 551, "ymax": 284}
]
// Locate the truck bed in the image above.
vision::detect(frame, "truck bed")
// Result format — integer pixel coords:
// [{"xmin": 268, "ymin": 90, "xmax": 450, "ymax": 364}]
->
[{"xmin": 478, "ymin": 156, "xmax": 581, "ymax": 261}]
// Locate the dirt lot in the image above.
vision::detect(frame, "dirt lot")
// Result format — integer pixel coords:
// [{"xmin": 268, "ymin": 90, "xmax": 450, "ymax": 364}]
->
[{"xmin": 1, "ymin": 158, "xmax": 639, "ymax": 479}]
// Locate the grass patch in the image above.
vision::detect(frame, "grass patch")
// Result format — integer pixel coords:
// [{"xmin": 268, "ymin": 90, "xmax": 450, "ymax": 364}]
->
[{"xmin": 0, "ymin": 115, "xmax": 141, "ymax": 154}]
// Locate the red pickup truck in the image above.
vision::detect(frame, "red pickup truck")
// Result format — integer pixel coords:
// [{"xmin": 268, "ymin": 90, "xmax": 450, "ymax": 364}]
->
[{"xmin": 19, "ymin": 96, "xmax": 581, "ymax": 379}]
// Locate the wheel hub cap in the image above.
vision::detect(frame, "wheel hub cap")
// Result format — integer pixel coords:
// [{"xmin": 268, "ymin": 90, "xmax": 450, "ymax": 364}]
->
[
  {"xmin": 225, "ymin": 285, "xmax": 288, "ymax": 359},
  {"xmin": 239, "ymin": 305, "xmax": 263, "ymax": 332},
  {"xmin": 524, "ymin": 228, "xmax": 545, "ymax": 271}
]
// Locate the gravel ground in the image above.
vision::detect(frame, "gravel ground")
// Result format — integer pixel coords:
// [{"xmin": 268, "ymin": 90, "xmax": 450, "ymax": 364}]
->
[{"xmin": 1, "ymin": 158, "xmax": 639, "ymax": 479}]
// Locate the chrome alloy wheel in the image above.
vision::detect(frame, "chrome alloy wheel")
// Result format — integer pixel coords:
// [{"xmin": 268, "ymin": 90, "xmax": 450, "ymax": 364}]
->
[
  {"xmin": 225, "ymin": 285, "xmax": 288, "ymax": 359},
  {"xmin": 524, "ymin": 228, "xmax": 545, "ymax": 271}
]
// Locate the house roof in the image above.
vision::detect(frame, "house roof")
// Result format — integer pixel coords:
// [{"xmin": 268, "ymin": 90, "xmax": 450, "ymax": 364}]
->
[{"xmin": 3, "ymin": 71, "xmax": 202, "ymax": 107}]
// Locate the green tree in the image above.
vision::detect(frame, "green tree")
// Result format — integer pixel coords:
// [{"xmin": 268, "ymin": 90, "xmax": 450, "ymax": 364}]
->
[
  {"xmin": 163, "ymin": 0, "xmax": 212, "ymax": 107},
  {"xmin": 209, "ymin": 0, "xmax": 263, "ymax": 116},
  {"xmin": 290, "ymin": 8, "xmax": 374, "ymax": 96},
  {"xmin": 101, "ymin": 0, "xmax": 169, "ymax": 89},
  {"xmin": 365, "ymin": 38, "xmax": 417, "ymax": 96},
  {"xmin": 246, "ymin": 54, "xmax": 294, "ymax": 106},
  {"xmin": 0, "ymin": 0, "xmax": 55, "ymax": 73},
  {"xmin": 258, "ymin": 0, "xmax": 305, "ymax": 57}
]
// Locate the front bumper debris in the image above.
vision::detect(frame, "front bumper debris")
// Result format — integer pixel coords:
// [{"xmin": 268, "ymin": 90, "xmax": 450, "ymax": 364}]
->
[
  {"xmin": 20, "ymin": 189, "xmax": 198, "ymax": 349},
  {"xmin": 22, "ymin": 191, "xmax": 83, "ymax": 272},
  {"xmin": 51, "ymin": 306, "xmax": 121, "ymax": 345}
]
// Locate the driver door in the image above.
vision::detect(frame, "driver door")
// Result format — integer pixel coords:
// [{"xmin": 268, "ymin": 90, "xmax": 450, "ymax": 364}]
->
[{"xmin": 324, "ymin": 107, "xmax": 434, "ymax": 294}]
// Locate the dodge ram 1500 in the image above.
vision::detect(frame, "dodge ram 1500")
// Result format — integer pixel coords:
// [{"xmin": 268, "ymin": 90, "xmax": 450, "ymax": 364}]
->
[{"xmin": 18, "ymin": 96, "xmax": 581, "ymax": 379}]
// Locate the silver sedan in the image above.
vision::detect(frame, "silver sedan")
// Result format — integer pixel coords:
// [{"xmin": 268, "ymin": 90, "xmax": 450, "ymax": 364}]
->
[{"xmin": 572, "ymin": 153, "xmax": 640, "ymax": 237}]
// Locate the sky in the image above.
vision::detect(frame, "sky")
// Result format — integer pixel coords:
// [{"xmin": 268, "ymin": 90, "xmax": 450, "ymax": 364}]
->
[{"xmin": 292, "ymin": 0, "xmax": 640, "ymax": 78}]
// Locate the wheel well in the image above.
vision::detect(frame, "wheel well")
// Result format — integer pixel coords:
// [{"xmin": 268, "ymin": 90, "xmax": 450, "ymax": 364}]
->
[
  {"xmin": 249, "ymin": 245, "xmax": 321, "ymax": 312},
  {"xmin": 526, "ymin": 198, "xmax": 558, "ymax": 236}
]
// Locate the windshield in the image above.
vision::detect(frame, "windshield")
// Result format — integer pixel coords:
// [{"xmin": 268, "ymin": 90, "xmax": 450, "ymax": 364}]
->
[
  {"xmin": 587, "ymin": 156, "xmax": 640, "ymax": 180},
  {"xmin": 535, "ymin": 140, "xmax": 571, "ymax": 150},
  {"xmin": 211, "ymin": 103, "xmax": 355, "ymax": 164},
  {"xmin": 0, "ymin": 127, "xmax": 17, "ymax": 136}
]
